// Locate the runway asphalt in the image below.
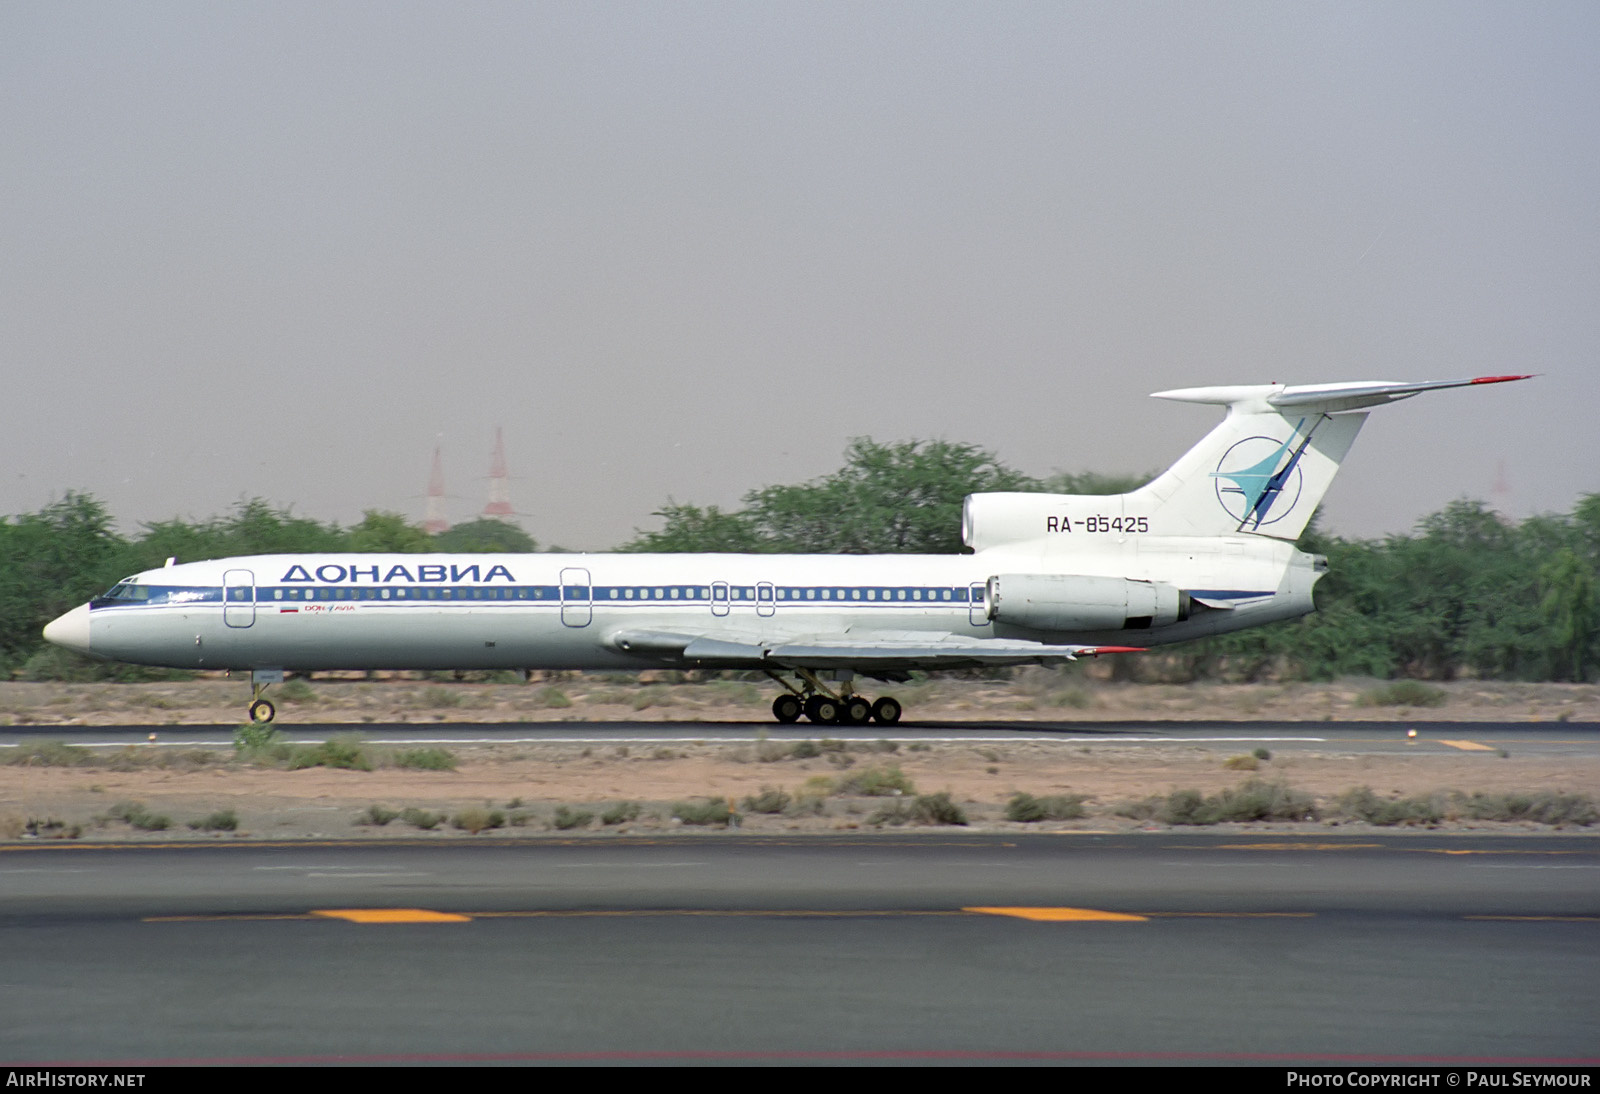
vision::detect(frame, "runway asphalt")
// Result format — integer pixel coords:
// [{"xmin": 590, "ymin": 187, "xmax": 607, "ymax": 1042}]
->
[
  {"xmin": 2, "ymin": 832, "xmax": 1596, "ymax": 1065},
  {"xmin": 4, "ymin": 719, "xmax": 1599, "ymax": 758}
]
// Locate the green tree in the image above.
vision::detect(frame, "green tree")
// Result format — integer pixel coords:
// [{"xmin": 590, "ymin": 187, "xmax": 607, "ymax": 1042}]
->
[
  {"xmin": 1038, "ymin": 470, "xmax": 1153, "ymax": 496},
  {"xmin": 1539, "ymin": 548, "xmax": 1598, "ymax": 681},
  {"xmin": 621, "ymin": 503, "xmax": 767, "ymax": 553},
  {"xmin": 432, "ymin": 519, "xmax": 537, "ymax": 553},
  {"xmin": 129, "ymin": 499, "xmax": 345, "ymax": 569},
  {"xmin": 347, "ymin": 511, "xmax": 433, "ymax": 553},
  {"xmin": 0, "ymin": 493, "xmax": 127, "ymax": 666},
  {"xmin": 745, "ymin": 438, "xmax": 1038, "ymax": 554}
]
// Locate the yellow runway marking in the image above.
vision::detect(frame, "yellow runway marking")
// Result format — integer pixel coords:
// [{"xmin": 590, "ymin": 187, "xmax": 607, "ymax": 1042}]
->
[
  {"xmin": 312, "ymin": 908, "xmax": 471, "ymax": 924},
  {"xmin": 140, "ymin": 906, "xmax": 1325, "ymax": 924},
  {"xmin": 964, "ymin": 906, "xmax": 1147, "ymax": 922},
  {"xmin": 1437, "ymin": 739, "xmax": 1496, "ymax": 751},
  {"xmin": 1426, "ymin": 849, "xmax": 1592, "ymax": 856}
]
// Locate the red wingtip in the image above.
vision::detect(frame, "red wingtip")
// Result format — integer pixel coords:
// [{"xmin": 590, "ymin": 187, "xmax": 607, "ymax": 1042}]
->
[
  {"xmin": 1470, "ymin": 374, "xmax": 1534, "ymax": 385},
  {"xmin": 1086, "ymin": 646, "xmax": 1146, "ymax": 656}
]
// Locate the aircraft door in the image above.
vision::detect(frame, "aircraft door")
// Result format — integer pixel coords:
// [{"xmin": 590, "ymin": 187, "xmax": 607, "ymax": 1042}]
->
[
  {"xmin": 223, "ymin": 569, "xmax": 256, "ymax": 629},
  {"xmin": 756, "ymin": 582, "xmax": 776, "ymax": 617},
  {"xmin": 711, "ymin": 582, "xmax": 730, "ymax": 617},
  {"xmin": 560, "ymin": 567, "xmax": 592, "ymax": 628},
  {"xmin": 969, "ymin": 582, "xmax": 989, "ymax": 627}
]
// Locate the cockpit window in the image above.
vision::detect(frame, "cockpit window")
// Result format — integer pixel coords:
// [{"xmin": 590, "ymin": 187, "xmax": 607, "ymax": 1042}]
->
[{"xmin": 100, "ymin": 581, "xmax": 150, "ymax": 601}]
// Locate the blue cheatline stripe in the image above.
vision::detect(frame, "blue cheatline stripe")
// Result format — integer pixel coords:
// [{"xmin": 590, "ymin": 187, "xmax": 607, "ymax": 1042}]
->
[
  {"xmin": 93, "ymin": 583, "xmax": 1278, "ymax": 612},
  {"xmin": 93, "ymin": 583, "xmax": 990, "ymax": 609}
]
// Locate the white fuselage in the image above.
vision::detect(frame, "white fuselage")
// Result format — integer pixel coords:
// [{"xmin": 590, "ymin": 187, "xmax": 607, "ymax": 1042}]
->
[{"xmin": 61, "ymin": 538, "xmax": 1318, "ymax": 673}]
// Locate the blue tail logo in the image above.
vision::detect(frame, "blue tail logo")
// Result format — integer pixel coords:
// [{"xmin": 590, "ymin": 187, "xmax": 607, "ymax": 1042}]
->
[{"xmin": 1210, "ymin": 419, "xmax": 1316, "ymax": 529}]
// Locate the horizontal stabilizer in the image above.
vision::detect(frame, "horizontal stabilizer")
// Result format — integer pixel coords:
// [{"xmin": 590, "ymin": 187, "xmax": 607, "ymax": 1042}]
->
[{"xmin": 1153, "ymin": 374, "xmax": 1531, "ymax": 415}]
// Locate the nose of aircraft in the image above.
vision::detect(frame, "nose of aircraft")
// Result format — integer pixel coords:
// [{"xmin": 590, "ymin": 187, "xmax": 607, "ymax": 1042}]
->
[{"xmin": 43, "ymin": 604, "xmax": 92, "ymax": 654}]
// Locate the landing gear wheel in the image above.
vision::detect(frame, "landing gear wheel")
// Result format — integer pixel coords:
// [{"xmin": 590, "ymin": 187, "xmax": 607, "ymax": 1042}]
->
[
  {"xmin": 871, "ymin": 696, "xmax": 902, "ymax": 725},
  {"xmin": 772, "ymin": 694, "xmax": 802, "ymax": 723},
  {"xmin": 248, "ymin": 699, "xmax": 276, "ymax": 724},
  {"xmin": 804, "ymin": 695, "xmax": 840, "ymax": 725},
  {"xmin": 841, "ymin": 697, "xmax": 873, "ymax": 725}
]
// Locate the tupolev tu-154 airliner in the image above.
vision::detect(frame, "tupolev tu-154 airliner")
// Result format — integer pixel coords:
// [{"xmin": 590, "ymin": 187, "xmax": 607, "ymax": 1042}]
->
[{"xmin": 43, "ymin": 376, "xmax": 1527, "ymax": 725}]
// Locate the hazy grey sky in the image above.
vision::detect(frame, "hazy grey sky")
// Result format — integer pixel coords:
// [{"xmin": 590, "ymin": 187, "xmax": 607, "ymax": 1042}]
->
[{"xmin": 4, "ymin": 2, "xmax": 1594, "ymax": 549}]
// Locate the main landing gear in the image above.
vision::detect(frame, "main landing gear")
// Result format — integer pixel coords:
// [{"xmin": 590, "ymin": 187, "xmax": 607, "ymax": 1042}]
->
[{"xmin": 766, "ymin": 670, "xmax": 902, "ymax": 726}]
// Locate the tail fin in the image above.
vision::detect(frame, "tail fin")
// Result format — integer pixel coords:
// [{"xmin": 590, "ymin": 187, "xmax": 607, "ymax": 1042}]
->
[
  {"xmin": 961, "ymin": 376, "xmax": 1529, "ymax": 551},
  {"xmin": 1131, "ymin": 375, "xmax": 1530, "ymax": 540}
]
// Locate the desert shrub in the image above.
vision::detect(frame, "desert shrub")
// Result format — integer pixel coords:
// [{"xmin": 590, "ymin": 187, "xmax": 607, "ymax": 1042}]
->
[
  {"xmin": 232, "ymin": 723, "xmax": 285, "ymax": 760},
  {"xmin": 867, "ymin": 799, "xmax": 915, "ymax": 826},
  {"xmin": 600, "ymin": 801, "xmax": 641, "ymax": 826},
  {"xmin": 870, "ymin": 792, "xmax": 969, "ymax": 826},
  {"xmin": 706, "ymin": 681, "xmax": 761, "ymax": 705},
  {"xmin": 1337, "ymin": 787, "xmax": 1445, "ymax": 826},
  {"xmin": 188, "ymin": 809, "xmax": 238, "ymax": 832},
  {"xmin": 357, "ymin": 804, "xmax": 398, "ymax": 826},
  {"xmin": 632, "ymin": 686, "xmax": 671, "ymax": 711},
  {"xmin": 912, "ymin": 792, "xmax": 968, "ymax": 826},
  {"xmin": 105, "ymin": 801, "xmax": 170, "ymax": 831},
  {"xmin": 286, "ymin": 737, "xmax": 371, "ymax": 771},
  {"xmin": 834, "ymin": 765, "xmax": 915, "ymax": 797},
  {"xmin": 393, "ymin": 748, "xmax": 457, "ymax": 771},
  {"xmin": 740, "ymin": 787, "xmax": 791, "ymax": 814},
  {"xmin": 790, "ymin": 740, "xmax": 821, "ymax": 759},
  {"xmin": 1034, "ymin": 685, "xmax": 1092, "ymax": 709},
  {"xmin": 1454, "ymin": 791, "xmax": 1596, "ymax": 826},
  {"xmin": 1121, "ymin": 781, "xmax": 1317, "ymax": 825},
  {"xmin": 672, "ymin": 798, "xmax": 733, "ymax": 826},
  {"xmin": 1223, "ymin": 754, "xmax": 1259, "ymax": 771},
  {"xmin": 277, "ymin": 678, "xmax": 317, "ymax": 704},
  {"xmin": 4, "ymin": 740, "xmax": 93, "ymax": 767},
  {"xmin": 1005, "ymin": 792, "xmax": 1089, "ymax": 822},
  {"xmin": 418, "ymin": 686, "xmax": 463, "ymax": 708},
  {"xmin": 755, "ymin": 739, "xmax": 793, "ymax": 762},
  {"xmin": 553, "ymin": 806, "xmax": 594, "ymax": 830},
  {"xmin": 536, "ymin": 686, "xmax": 572, "ymax": 709},
  {"xmin": 451, "ymin": 808, "xmax": 506, "ymax": 834},
  {"xmin": 400, "ymin": 807, "xmax": 444, "ymax": 830},
  {"xmin": 19, "ymin": 646, "xmax": 191, "ymax": 683},
  {"xmin": 1358, "ymin": 681, "xmax": 1447, "ymax": 708},
  {"xmin": 107, "ymin": 747, "xmax": 219, "ymax": 772}
]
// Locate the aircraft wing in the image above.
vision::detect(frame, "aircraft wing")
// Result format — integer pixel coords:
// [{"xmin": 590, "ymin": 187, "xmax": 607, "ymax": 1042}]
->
[{"xmin": 609, "ymin": 628, "xmax": 1140, "ymax": 673}]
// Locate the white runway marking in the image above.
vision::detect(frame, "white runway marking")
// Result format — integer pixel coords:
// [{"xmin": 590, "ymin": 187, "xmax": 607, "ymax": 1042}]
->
[{"xmin": 1, "ymin": 734, "xmax": 1333, "ymax": 748}]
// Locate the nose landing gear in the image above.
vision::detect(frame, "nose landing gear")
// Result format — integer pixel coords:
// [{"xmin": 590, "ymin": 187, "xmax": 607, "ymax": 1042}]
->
[{"xmin": 243, "ymin": 668, "xmax": 283, "ymax": 724}]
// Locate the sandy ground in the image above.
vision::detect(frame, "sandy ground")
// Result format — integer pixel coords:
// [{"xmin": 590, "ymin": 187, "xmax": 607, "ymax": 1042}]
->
[
  {"xmin": 1, "ymin": 670, "xmax": 1597, "ymax": 727},
  {"xmin": 2, "ymin": 673, "xmax": 1596, "ymax": 840}
]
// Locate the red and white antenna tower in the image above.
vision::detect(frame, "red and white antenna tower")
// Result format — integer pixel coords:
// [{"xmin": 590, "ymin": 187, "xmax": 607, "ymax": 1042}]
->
[
  {"xmin": 484, "ymin": 427, "xmax": 513, "ymax": 519},
  {"xmin": 423, "ymin": 444, "xmax": 450, "ymax": 535}
]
